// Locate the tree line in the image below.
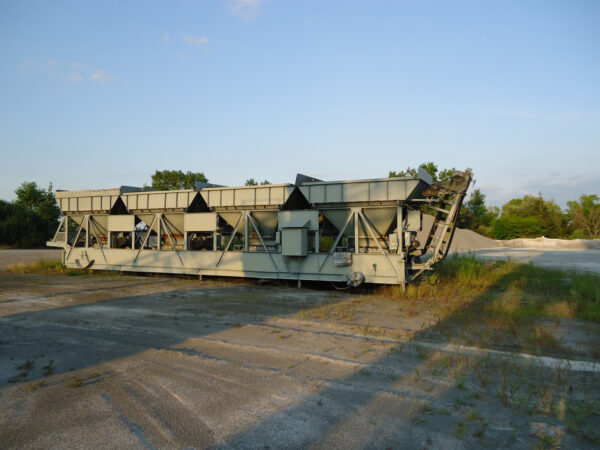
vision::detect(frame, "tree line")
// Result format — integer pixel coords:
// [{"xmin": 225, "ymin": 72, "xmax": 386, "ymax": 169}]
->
[
  {"xmin": 1, "ymin": 168, "xmax": 598, "ymax": 248},
  {"xmin": 390, "ymin": 162, "xmax": 600, "ymax": 240}
]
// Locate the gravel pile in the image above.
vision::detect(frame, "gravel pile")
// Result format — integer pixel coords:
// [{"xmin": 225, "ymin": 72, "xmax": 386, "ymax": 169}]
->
[{"xmin": 417, "ymin": 214, "xmax": 500, "ymax": 254}]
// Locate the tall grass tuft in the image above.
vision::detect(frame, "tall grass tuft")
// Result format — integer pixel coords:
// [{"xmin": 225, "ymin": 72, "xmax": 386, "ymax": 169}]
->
[
  {"xmin": 6, "ymin": 258, "xmax": 122, "ymax": 277},
  {"xmin": 376, "ymin": 254, "xmax": 600, "ymax": 324},
  {"xmin": 6, "ymin": 258, "xmax": 71, "ymax": 274},
  {"xmin": 370, "ymin": 254, "xmax": 600, "ymax": 355}
]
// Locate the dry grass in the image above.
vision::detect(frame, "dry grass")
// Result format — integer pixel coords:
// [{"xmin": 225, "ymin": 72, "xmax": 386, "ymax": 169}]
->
[
  {"xmin": 6, "ymin": 258, "xmax": 121, "ymax": 277},
  {"xmin": 6, "ymin": 259, "xmax": 74, "ymax": 275},
  {"xmin": 372, "ymin": 255, "xmax": 600, "ymax": 356}
]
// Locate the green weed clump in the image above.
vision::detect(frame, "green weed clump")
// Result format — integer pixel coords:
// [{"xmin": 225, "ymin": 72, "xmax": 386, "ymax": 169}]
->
[{"xmin": 67, "ymin": 376, "xmax": 83, "ymax": 388}]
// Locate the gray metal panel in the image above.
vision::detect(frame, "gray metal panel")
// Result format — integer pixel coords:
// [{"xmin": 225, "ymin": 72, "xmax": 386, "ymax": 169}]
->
[
  {"xmin": 363, "ymin": 207, "xmax": 397, "ymax": 234},
  {"xmin": 298, "ymin": 177, "xmax": 427, "ymax": 205},
  {"xmin": 184, "ymin": 213, "xmax": 218, "ymax": 232},
  {"xmin": 278, "ymin": 210, "xmax": 319, "ymax": 231},
  {"xmin": 108, "ymin": 215, "xmax": 135, "ymax": 231},
  {"xmin": 406, "ymin": 208, "xmax": 422, "ymax": 231},
  {"xmin": 121, "ymin": 190, "xmax": 196, "ymax": 212},
  {"xmin": 55, "ymin": 188, "xmax": 121, "ymax": 213},
  {"xmin": 417, "ymin": 167, "xmax": 433, "ymax": 185},
  {"xmin": 219, "ymin": 212, "xmax": 245, "ymax": 234},
  {"xmin": 251, "ymin": 211, "xmax": 278, "ymax": 236},
  {"xmin": 322, "ymin": 209, "xmax": 353, "ymax": 234},
  {"xmin": 199, "ymin": 184, "xmax": 295, "ymax": 209},
  {"xmin": 333, "ymin": 252, "xmax": 352, "ymax": 266},
  {"xmin": 281, "ymin": 228, "xmax": 307, "ymax": 256}
]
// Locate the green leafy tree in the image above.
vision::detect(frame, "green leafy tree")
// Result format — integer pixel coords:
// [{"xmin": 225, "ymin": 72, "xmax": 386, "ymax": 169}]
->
[
  {"xmin": 245, "ymin": 179, "xmax": 271, "ymax": 186},
  {"xmin": 499, "ymin": 193, "xmax": 567, "ymax": 238},
  {"xmin": 150, "ymin": 170, "xmax": 207, "ymax": 190},
  {"xmin": 389, "ymin": 162, "xmax": 455, "ymax": 183},
  {"xmin": 458, "ymin": 189, "xmax": 497, "ymax": 235},
  {"xmin": 14, "ymin": 181, "xmax": 60, "ymax": 222},
  {"xmin": 0, "ymin": 200, "xmax": 55, "ymax": 248},
  {"xmin": 492, "ymin": 216, "xmax": 546, "ymax": 240},
  {"xmin": 567, "ymin": 194, "xmax": 600, "ymax": 238}
]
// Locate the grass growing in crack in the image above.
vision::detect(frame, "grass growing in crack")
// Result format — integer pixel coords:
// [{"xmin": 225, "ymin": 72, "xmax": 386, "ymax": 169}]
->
[
  {"xmin": 41, "ymin": 360, "xmax": 54, "ymax": 376},
  {"xmin": 67, "ymin": 376, "xmax": 83, "ymax": 388},
  {"xmin": 17, "ymin": 359, "xmax": 35, "ymax": 372},
  {"xmin": 455, "ymin": 421, "xmax": 467, "ymax": 439},
  {"xmin": 9, "ymin": 359, "xmax": 35, "ymax": 382},
  {"xmin": 359, "ymin": 368, "xmax": 372, "ymax": 377},
  {"xmin": 534, "ymin": 433, "xmax": 563, "ymax": 449},
  {"xmin": 466, "ymin": 409, "xmax": 483, "ymax": 422},
  {"xmin": 566, "ymin": 399, "xmax": 600, "ymax": 444},
  {"xmin": 295, "ymin": 298, "xmax": 359, "ymax": 323},
  {"xmin": 27, "ymin": 379, "xmax": 47, "ymax": 392}
]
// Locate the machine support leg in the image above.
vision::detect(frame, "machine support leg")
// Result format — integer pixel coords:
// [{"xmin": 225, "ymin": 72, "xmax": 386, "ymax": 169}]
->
[
  {"xmin": 244, "ymin": 213, "xmax": 249, "ymax": 252},
  {"xmin": 89, "ymin": 217, "xmax": 107, "ymax": 263},
  {"xmin": 318, "ymin": 211, "xmax": 353, "ymax": 272},
  {"xmin": 248, "ymin": 213, "xmax": 279, "ymax": 272},
  {"xmin": 85, "ymin": 215, "xmax": 89, "ymax": 248},
  {"xmin": 66, "ymin": 220, "xmax": 85, "ymax": 260},
  {"xmin": 162, "ymin": 216, "xmax": 184, "ymax": 266},
  {"xmin": 217, "ymin": 213, "xmax": 243, "ymax": 267},
  {"xmin": 133, "ymin": 215, "xmax": 157, "ymax": 264},
  {"xmin": 354, "ymin": 210, "xmax": 359, "ymax": 254},
  {"xmin": 358, "ymin": 210, "xmax": 398, "ymax": 276}
]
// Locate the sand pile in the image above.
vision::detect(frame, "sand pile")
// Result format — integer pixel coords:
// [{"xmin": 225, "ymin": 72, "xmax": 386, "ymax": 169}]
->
[
  {"xmin": 449, "ymin": 229, "xmax": 501, "ymax": 253},
  {"xmin": 417, "ymin": 215, "xmax": 500, "ymax": 254},
  {"xmin": 416, "ymin": 215, "xmax": 600, "ymax": 253},
  {"xmin": 498, "ymin": 237, "xmax": 600, "ymax": 250}
]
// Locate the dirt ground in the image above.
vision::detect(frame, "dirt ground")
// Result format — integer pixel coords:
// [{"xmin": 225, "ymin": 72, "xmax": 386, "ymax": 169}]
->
[
  {"xmin": 0, "ymin": 249, "xmax": 62, "ymax": 269},
  {"xmin": 1, "ymin": 253, "xmax": 599, "ymax": 448}
]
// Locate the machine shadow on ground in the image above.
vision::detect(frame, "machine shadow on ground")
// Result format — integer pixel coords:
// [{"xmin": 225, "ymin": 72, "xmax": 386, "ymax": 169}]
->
[
  {"xmin": 1, "ymin": 268, "xmax": 599, "ymax": 448},
  {"xmin": 225, "ymin": 265, "xmax": 600, "ymax": 448},
  {"xmin": 0, "ymin": 275, "xmax": 347, "ymax": 387}
]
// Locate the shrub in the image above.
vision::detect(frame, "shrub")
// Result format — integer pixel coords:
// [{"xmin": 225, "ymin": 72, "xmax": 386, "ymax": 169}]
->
[
  {"xmin": 0, "ymin": 200, "xmax": 56, "ymax": 248},
  {"xmin": 492, "ymin": 216, "xmax": 545, "ymax": 240}
]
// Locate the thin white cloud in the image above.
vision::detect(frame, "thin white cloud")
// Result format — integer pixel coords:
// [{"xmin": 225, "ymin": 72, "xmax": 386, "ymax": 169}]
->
[
  {"xmin": 161, "ymin": 33, "xmax": 170, "ymax": 44},
  {"xmin": 69, "ymin": 72, "xmax": 82, "ymax": 83},
  {"xmin": 228, "ymin": 0, "xmax": 265, "ymax": 20},
  {"xmin": 184, "ymin": 35, "xmax": 209, "ymax": 46},
  {"xmin": 492, "ymin": 107, "xmax": 577, "ymax": 122},
  {"xmin": 20, "ymin": 58, "xmax": 113, "ymax": 84},
  {"xmin": 89, "ymin": 69, "xmax": 110, "ymax": 84}
]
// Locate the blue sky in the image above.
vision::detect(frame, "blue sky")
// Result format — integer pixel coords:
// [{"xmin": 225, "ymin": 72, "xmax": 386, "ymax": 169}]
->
[{"xmin": 1, "ymin": 0, "xmax": 598, "ymax": 207}]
